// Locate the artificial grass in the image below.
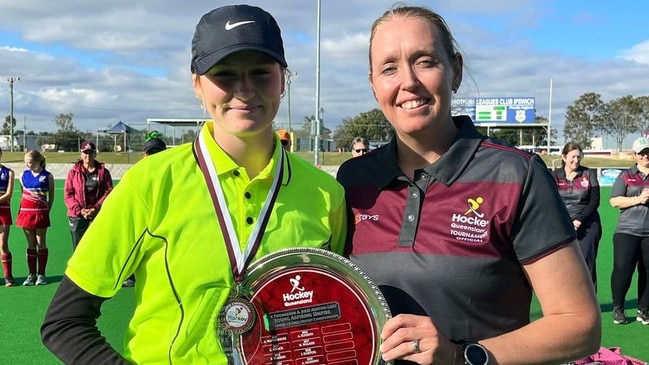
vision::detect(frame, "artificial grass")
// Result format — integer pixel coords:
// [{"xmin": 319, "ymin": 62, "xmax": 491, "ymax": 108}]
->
[{"xmin": 0, "ymin": 183, "xmax": 646, "ymax": 364}]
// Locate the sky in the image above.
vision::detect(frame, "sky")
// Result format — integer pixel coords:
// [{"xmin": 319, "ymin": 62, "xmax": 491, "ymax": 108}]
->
[{"xmin": 1, "ymin": 0, "xmax": 648, "ymax": 148}]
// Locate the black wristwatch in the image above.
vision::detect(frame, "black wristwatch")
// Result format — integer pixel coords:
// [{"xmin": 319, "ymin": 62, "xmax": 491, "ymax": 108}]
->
[{"xmin": 463, "ymin": 341, "xmax": 489, "ymax": 365}]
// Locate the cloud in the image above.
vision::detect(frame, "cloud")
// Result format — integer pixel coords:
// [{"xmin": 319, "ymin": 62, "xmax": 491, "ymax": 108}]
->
[
  {"xmin": 618, "ymin": 40, "xmax": 649, "ymax": 65},
  {"xmin": 0, "ymin": 0, "xmax": 648, "ymax": 146}
]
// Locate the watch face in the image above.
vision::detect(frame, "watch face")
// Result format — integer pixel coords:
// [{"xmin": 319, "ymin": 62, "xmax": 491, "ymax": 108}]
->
[{"xmin": 465, "ymin": 343, "xmax": 489, "ymax": 365}]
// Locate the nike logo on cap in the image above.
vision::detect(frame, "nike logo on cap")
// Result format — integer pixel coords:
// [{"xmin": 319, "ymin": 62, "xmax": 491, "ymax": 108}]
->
[{"xmin": 225, "ymin": 20, "xmax": 255, "ymax": 30}]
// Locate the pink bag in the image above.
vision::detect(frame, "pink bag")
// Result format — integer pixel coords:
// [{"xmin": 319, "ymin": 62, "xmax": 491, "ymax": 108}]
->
[{"xmin": 572, "ymin": 347, "xmax": 647, "ymax": 365}]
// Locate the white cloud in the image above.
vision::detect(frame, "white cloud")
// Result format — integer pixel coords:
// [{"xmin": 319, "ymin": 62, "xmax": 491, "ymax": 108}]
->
[
  {"xmin": 0, "ymin": 0, "xmax": 647, "ymax": 144},
  {"xmin": 618, "ymin": 40, "xmax": 649, "ymax": 65}
]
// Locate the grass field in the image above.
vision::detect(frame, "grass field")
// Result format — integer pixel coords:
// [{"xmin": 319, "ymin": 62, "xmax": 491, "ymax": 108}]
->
[{"xmin": 0, "ymin": 182, "xmax": 647, "ymax": 364}]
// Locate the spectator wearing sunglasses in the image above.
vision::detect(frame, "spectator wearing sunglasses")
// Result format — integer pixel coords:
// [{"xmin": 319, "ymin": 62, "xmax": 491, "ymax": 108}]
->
[{"xmin": 351, "ymin": 136, "xmax": 370, "ymax": 157}]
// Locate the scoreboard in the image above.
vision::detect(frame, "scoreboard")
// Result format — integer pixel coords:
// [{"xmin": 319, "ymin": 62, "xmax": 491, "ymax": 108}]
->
[{"xmin": 452, "ymin": 97, "xmax": 536, "ymax": 124}]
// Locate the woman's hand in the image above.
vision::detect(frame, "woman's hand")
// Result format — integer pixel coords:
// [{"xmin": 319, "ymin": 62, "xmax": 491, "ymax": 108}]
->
[
  {"xmin": 573, "ymin": 219, "xmax": 582, "ymax": 231},
  {"xmin": 639, "ymin": 188, "xmax": 649, "ymax": 204},
  {"xmin": 380, "ymin": 313, "xmax": 460, "ymax": 365}
]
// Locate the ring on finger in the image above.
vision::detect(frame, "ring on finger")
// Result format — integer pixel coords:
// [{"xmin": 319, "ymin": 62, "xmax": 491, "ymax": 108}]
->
[{"xmin": 412, "ymin": 339, "xmax": 420, "ymax": 354}]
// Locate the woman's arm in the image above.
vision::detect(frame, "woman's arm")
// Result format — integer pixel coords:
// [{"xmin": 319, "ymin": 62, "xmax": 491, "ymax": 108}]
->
[
  {"xmin": 610, "ymin": 185, "xmax": 649, "ymax": 209},
  {"xmin": 47, "ymin": 173, "xmax": 55, "ymax": 210},
  {"xmin": 64, "ymin": 170, "xmax": 82, "ymax": 215},
  {"xmin": 41, "ymin": 276, "xmax": 132, "ymax": 364},
  {"xmin": 575, "ymin": 169, "xmax": 600, "ymax": 222},
  {"xmin": 0, "ymin": 169, "xmax": 15, "ymax": 204},
  {"xmin": 479, "ymin": 242, "xmax": 601, "ymax": 364},
  {"xmin": 95, "ymin": 168, "xmax": 114, "ymax": 210}
]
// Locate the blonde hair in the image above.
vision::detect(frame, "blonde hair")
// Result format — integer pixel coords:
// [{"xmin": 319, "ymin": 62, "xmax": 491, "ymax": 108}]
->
[
  {"xmin": 369, "ymin": 4, "xmax": 460, "ymax": 74},
  {"xmin": 25, "ymin": 150, "xmax": 46, "ymax": 169}
]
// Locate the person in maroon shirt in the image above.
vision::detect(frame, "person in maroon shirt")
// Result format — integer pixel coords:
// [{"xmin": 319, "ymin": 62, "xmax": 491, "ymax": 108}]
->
[
  {"xmin": 64, "ymin": 141, "xmax": 113, "ymax": 250},
  {"xmin": 337, "ymin": 4, "xmax": 600, "ymax": 365}
]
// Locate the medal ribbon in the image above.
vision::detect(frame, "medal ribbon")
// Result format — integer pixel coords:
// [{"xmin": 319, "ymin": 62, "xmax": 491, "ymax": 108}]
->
[{"xmin": 195, "ymin": 131, "xmax": 284, "ymax": 282}]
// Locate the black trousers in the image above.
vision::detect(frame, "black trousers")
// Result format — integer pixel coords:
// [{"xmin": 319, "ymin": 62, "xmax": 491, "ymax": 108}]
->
[
  {"xmin": 576, "ymin": 217, "xmax": 602, "ymax": 291},
  {"xmin": 611, "ymin": 232, "xmax": 649, "ymax": 309},
  {"xmin": 69, "ymin": 216, "xmax": 92, "ymax": 250}
]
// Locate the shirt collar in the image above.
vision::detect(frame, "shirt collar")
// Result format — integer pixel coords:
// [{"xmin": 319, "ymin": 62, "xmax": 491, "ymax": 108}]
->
[
  {"xmin": 377, "ymin": 115, "xmax": 483, "ymax": 188},
  {"xmin": 196, "ymin": 122, "xmax": 285, "ymax": 182}
]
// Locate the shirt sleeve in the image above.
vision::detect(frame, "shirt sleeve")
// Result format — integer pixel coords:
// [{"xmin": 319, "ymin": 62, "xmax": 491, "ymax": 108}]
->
[
  {"xmin": 328, "ymin": 186, "xmax": 348, "ymax": 256},
  {"xmin": 66, "ymin": 172, "xmax": 148, "ymax": 298},
  {"xmin": 611, "ymin": 171, "xmax": 629, "ymax": 198},
  {"xmin": 575, "ymin": 168, "xmax": 600, "ymax": 222},
  {"xmin": 513, "ymin": 155, "xmax": 576, "ymax": 263},
  {"xmin": 41, "ymin": 276, "xmax": 132, "ymax": 365}
]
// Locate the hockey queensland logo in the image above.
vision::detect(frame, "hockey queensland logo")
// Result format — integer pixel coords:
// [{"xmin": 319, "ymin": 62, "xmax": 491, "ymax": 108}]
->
[
  {"xmin": 449, "ymin": 196, "xmax": 490, "ymax": 243},
  {"xmin": 282, "ymin": 274, "xmax": 314, "ymax": 307}
]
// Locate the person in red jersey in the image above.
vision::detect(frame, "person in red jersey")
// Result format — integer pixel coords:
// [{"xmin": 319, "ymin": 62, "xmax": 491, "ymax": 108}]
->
[{"xmin": 17, "ymin": 150, "xmax": 54, "ymax": 286}]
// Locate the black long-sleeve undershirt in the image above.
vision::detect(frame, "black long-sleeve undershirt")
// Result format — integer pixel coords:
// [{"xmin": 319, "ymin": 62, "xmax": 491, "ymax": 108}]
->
[{"xmin": 41, "ymin": 275, "xmax": 132, "ymax": 365}]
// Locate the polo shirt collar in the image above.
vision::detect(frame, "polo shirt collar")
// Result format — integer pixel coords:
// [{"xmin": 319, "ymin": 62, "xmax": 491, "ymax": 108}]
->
[
  {"xmin": 377, "ymin": 115, "xmax": 483, "ymax": 188},
  {"xmin": 553, "ymin": 166, "xmax": 585, "ymax": 179},
  {"xmin": 196, "ymin": 122, "xmax": 284, "ymax": 182}
]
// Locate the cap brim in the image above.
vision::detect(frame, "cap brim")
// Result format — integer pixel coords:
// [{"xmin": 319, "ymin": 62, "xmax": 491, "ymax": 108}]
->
[{"xmin": 193, "ymin": 46, "xmax": 287, "ymax": 75}]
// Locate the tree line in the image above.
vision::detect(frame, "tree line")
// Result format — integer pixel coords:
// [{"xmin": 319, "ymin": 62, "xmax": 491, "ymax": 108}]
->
[
  {"xmin": 564, "ymin": 93, "xmax": 649, "ymax": 151},
  {"xmin": 291, "ymin": 92, "xmax": 649, "ymax": 152},
  {"xmin": 1, "ymin": 113, "xmax": 194, "ymax": 152}
]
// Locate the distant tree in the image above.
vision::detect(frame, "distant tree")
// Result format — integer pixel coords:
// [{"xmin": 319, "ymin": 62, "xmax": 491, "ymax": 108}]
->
[
  {"xmin": 486, "ymin": 116, "xmax": 555, "ymax": 147},
  {"xmin": 599, "ymin": 95, "xmax": 643, "ymax": 151},
  {"xmin": 332, "ymin": 108, "xmax": 393, "ymax": 150},
  {"xmin": 54, "ymin": 113, "xmax": 77, "ymax": 133},
  {"xmin": 3, "ymin": 115, "xmax": 16, "ymax": 135},
  {"xmin": 530, "ymin": 115, "xmax": 559, "ymax": 146},
  {"xmin": 179, "ymin": 129, "xmax": 197, "ymax": 145},
  {"xmin": 636, "ymin": 95, "xmax": 649, "ymax": 135},
  {"xmin": 563, "ymin": 92, "xmax": 605, "ymax": 149},
  {"xmin": 51, "ymin": 113, "xmax": 83, "ymax": 151}
]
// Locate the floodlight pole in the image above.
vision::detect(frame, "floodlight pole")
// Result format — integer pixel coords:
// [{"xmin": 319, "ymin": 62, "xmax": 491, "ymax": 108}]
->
[
  {"xmin": 7, "ymin": 77, "xmax": 20, "ymax": 152},
  {"xmin": 287, "ymin": 71, "xmax": 297, "ymax": 133},
  {"xmin": 314, "ymin": 0, "xmax": 321, "ymax": 165}
]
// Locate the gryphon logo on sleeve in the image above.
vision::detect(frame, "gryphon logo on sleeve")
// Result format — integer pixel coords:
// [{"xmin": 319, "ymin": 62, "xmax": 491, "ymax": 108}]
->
[{"xmin": 449, "ymin": 196, "xmax": 490, "ymax": 243}]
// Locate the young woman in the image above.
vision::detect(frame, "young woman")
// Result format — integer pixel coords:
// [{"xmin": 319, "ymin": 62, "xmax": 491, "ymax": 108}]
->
[
  {"xmin": 16, "ymin": 150, "xmax": 54, "ymax": 286},
  {"xmin": 337, "ymin": 5, "xmax": 600, "ymax": 364},
  {"xmin": 0, "ymin": 148, "xmax": 16, "ymax": 287},
  {"xmin": 41, "ymin": 5, "xmax": 346, "ymax": 364}
]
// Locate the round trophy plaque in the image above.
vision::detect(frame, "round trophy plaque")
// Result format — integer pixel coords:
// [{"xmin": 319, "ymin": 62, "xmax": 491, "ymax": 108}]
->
[{"xmin": 232, "ymin": 247, "xmax": 391, "ymax": 365}]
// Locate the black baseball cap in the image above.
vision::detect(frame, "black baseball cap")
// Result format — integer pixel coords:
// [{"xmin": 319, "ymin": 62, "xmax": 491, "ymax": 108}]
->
[
  {"xmin": 143, "ymin": 138, "xmax": 167, "ymax": 155},
  {"xmin": 191, "ymin": 5, "xmax": 287, "ymax": 75}
]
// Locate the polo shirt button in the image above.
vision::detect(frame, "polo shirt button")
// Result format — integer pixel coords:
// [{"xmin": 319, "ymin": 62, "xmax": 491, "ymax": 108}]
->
[
  {"xmin": 246, "ymin": 217, "xmax": 254, "ymax": 224},
  {"xmin": 233, "ymin": 170, "xmax": 240, "ymax": 176},
  {"xmin": 411, "ymin": 191, "xmax": 418, "ymax": 198},
  {"xmin": 245, "ymin": 192, "xmax": 251, "ymax": 199},
  {"xmin": 407, "ymin": 214, "xmax": 415, "ymax": 222}
]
